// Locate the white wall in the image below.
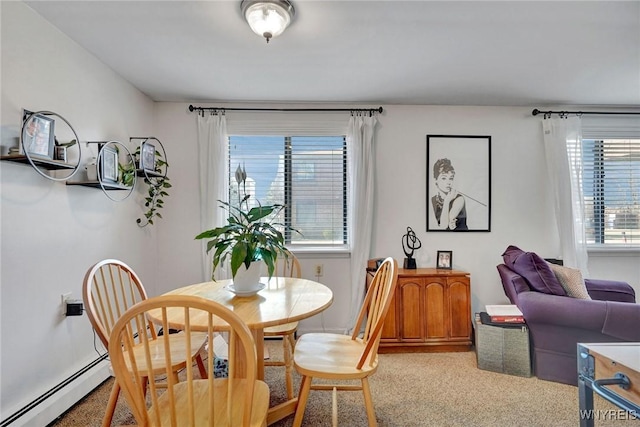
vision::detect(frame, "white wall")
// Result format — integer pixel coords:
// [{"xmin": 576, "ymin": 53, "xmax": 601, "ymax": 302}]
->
[
  {"xmin": 1, "ymin": 3, "xmax": 156, "ymax": 424},
  {"xmin": 3, "ymin": 2, "xmax": 639, "ymax": 425},
  {"xmin": 153, "ymin": 103, "xmax": 640, "ymax": 336}
]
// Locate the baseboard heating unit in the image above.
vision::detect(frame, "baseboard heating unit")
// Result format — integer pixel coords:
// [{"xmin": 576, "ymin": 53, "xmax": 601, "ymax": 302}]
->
[{"xmin": 1, "ymin": 355, "xmax": 109, "ymax": 427}]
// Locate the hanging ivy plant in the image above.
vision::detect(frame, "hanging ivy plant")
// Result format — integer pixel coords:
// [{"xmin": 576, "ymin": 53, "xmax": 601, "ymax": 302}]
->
[{"xmin": 134, "ymin": 146, "xmax": 171, "ymax": 227}]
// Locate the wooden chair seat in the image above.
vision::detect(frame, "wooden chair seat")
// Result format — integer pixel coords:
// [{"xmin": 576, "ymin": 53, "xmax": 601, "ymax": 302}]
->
[
  {"xmin": 148, "ymin": 379, "xmax": 269, "ymax": 426},
  {"xmin": 124, "ymin": 331, "xmax": 208, "ymax": 375},
  {"xmin": 294, "ymin": 333, "xmax": 377, "ymax": 379},
  {"xmin": 292, "ymin": 257, "xmax": 398, "ymax": 427},
  {"xmin": 264, "ymin": 321, "xmax": 298, "ymax": 336}
]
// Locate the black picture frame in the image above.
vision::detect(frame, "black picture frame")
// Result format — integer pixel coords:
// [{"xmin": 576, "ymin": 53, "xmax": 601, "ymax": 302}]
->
[
  {"xmin": 436, "ymin": 250, "xmax": 453, "ymax": 269},
  {"xmin": 426, "ymin": 135, "xmax": 491, "ymax": 232},
  {"xmin": 100, "ymin": 146, "xmax": 119, "ymax": 183},
  {"xmin": 22, "ymin": 112, "xmax": 55, "ymax": 159},
  {"xmin": 140, "ymin": 141, "xmax": 156, "ymax": 172}
]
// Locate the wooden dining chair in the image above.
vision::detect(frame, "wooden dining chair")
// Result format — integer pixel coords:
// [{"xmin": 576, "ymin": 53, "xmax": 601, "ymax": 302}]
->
[
  {"xmin": 292, "ymin": 257, "xmax": 398, "ymax": 427},
  {"xmin": 82, "ymin": 259, "xmax": 208, "ymax": 427},
  {"xmin": 109, "ymin": 294, "xmax": 270, "ymax": 426},
  {"xmin": 263, "ymin": 254, "xmax": 301, "ymax": 400}
]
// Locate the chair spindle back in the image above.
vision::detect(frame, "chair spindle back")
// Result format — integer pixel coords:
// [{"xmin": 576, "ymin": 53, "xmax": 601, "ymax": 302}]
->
[
  {"xmin": 109, "ymin": 295, "xmax": 261, "ymax": 426},
  {"xmin": 277, "ymin": 254, "xmax": 301, "ymax": 278},
  {"xmin": 83, "ymin": 259, "xmax": 152, "ymax": 348},
  {"xmin": 351, "ymin": 257, "xmax": 398, "ymax": 369}
]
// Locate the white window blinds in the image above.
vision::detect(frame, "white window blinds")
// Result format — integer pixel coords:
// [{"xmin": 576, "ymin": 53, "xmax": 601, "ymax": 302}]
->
[
  {"xmin": 226, "ymin": 111, "xmax": 349, "ymax": 247},
  {"xmin": 228, "ymin": 135, "xmax": 347, "ymax": 246},
  {"xmin": 581, "ymin": 115, "xmax": 640, "ymax": 246}
]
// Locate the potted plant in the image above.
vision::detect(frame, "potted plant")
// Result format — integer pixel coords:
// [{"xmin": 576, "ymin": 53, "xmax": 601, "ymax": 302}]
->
[{"xmin": 195, "ymin": 165, "xmax": 297, "ymax": 292}]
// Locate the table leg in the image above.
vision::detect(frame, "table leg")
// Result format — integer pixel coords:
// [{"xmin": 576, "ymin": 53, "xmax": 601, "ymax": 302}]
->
[
  {"xmin": 230, "ymin": 328, "xmax": 265, "ymax": 379},
  {"xmin": 254, "ymin": 328, "xmax": 265, "ymax": 380},
  {"xmin": 578, "ymin": 376, "xmax": 594, "ymax": 427},
  {"xmin": 260, "ymin": 328, "xmax": 300, "ymax": 425}
]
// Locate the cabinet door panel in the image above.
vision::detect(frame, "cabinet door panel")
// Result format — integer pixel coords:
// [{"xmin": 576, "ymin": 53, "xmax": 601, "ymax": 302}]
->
[
  {"xmin": 373, "ymin": 267, "xmax": 472, "ymax": 352},
  {"xmin": 400, "ymin": 281, "xmax": 422, "ymax": 340},
  {"xmin": 381, "ymin": 293, "xmax": 398, "ymax": 340},
  {"xmin": 425, "ymin": 280, "xmax": 446, "ymax": 339},
  {"xmin": 448, "ymin": 279, "xmax": 471, "ymax": 339}
]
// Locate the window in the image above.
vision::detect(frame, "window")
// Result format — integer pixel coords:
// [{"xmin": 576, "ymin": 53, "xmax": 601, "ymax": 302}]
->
[
  {"xmin": 228, "ymin": 135, "xmax": 347, "ymax": 247},
  {"xmin": 581, "ymin": 138, "xmax": 640, "ymax": 247}
]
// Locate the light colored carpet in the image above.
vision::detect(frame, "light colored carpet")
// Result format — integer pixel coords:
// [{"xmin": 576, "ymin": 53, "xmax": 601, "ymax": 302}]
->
[{"xmin": 50, "ymin": 340, "xmax": 624, "ymax": 426}]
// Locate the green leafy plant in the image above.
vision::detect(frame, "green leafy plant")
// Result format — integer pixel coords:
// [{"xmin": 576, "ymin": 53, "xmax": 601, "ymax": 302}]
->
[
  {"xmin": 135, "ymin": 147, "xmax": 171, "ymax": 227},
  {"xmin": 195, "ymin": 165, "xmax": 298, "ymax": 280},
  {"xmin": 118, "ymin": 162, "xmax": 136, "ymax": 187}
]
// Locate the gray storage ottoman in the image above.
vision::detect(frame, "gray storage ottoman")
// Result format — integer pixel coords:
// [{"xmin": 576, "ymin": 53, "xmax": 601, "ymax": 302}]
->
[{"xmin": 474, "ymin": 313, "xmax": 532, "ymax": 377}]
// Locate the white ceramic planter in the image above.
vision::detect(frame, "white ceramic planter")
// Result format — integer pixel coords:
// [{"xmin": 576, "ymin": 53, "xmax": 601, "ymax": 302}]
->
[
  {"xmin": 85, "ymin": 158, "xmax": 98, "ymax": 181},
  {"xmin": 232, "ymin": 262, "xmax": 262, "ymax": 292}
]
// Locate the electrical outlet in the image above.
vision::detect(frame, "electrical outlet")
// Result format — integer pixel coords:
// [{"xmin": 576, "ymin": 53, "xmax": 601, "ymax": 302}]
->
[
  {"xmin": 314, "ymin": 264, "xmax": 324, "ymax": 277},
  {"xmin": 65, "ymin": 300, "xmax": 84, "ymax": 316},
  {"xmin": 61, "ymin": 292, "xmax": 72, "ymax": 315}
]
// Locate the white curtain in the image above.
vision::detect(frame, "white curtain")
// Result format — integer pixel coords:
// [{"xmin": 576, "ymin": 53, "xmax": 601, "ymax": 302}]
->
[
  {"xmin": 542, "ymin": 116, "xmax": 589, "ymax": 274},
  {"xmin": 196, "ymin": 112, "xmax": 229, "ymax": 281},
  {"xmin": 346, "ymin": 113, "xmax": 378, "ymax": 331}
]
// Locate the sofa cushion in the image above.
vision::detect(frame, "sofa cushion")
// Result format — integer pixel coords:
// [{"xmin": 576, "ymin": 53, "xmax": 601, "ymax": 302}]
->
[
  {"xmin": 585, "ymin": 279, "xmax": 636, "ymax": 303},
  {"xmin": 501, "ymin": 245, "xmax": 566, "ymax": 296},
  {"xmin": 548, "ymin": 263, "xmax": 591, "ymax": 299}
]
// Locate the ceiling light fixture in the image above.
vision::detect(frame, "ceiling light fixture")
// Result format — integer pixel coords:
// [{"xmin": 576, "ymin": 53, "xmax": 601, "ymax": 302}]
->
[{"xmin": 241, "ymin": 0, "xmax": 295, "ymax": 44}]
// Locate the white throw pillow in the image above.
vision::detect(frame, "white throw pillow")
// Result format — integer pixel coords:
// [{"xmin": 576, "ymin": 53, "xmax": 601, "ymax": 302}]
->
[{"xmin": 548, "ymin": 263, "xmax": 591, "ymax": 300}]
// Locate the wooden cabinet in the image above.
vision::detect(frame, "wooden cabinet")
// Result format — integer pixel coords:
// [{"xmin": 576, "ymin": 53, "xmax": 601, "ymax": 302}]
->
[{"xmin": 368, "ymin": 266, "xmax": 472, "ymax": 353}]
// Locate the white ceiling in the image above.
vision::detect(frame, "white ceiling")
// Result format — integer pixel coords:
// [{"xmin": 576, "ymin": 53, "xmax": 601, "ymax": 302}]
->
[{"xmin": 25, "ymin": 1, "xmax": 640, "ymax": 107}]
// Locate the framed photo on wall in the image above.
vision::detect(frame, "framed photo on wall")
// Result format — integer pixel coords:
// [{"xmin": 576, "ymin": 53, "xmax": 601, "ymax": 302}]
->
[
  {"xmin": 22, "ymin": 112, "xmax": 55, "ymax": 159},
  {"xmin": 140, "ymin": 141, "xmax": 156, "ymax": 172},
  {"xmin": 426, "ymin": 135, "xmax": 491, "ymax": 232},
  {"xmin": 100, "ymin": 146, "xmax": 119, "ymax": 183}
]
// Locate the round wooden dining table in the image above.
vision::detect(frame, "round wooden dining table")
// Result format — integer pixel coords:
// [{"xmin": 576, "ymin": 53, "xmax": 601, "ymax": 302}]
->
[{"xmin": 149, "ymin": 275, "xmax": 333, "ymax": 425}]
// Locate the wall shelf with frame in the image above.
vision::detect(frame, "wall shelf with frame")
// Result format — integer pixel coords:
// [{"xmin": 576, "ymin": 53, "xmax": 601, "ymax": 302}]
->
[
  {"xmin": 1, "ymin": 110, "xmax": 82, "ymax": 181},
  {"xmin": 135, "ymin": 169, "xmax": 164, "ymax": 178},
  {"xmin": 130, "ymin": 137, "xmax": 170, "ymax": 227},
  {"xmin": 66, "ymin": 180, "xmax": 133, "ymax": 191},
  {"xmin": 0, "ymin": 154, "xmax": 76, "ymax": 171},
  {"xmin": 65, "ymin": 140, "xmax": 136, "ymax": 201}
]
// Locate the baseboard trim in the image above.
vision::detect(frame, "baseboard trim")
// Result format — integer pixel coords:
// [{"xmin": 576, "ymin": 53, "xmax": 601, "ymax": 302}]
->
[{"xmin": 1, "ymin": 355, "xmax": 110, "ymax": 427}]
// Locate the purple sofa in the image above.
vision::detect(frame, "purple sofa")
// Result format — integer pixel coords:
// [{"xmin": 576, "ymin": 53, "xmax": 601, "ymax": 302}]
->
[{"xmin": 497, "ymin": 247, "xmax": 640, "ymax": 386}]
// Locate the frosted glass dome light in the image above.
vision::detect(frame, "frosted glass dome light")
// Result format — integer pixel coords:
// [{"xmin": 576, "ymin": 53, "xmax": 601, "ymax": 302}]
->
[{"xmin": 241, "ymin": 0, "xmax": 295, "ymax": 43}]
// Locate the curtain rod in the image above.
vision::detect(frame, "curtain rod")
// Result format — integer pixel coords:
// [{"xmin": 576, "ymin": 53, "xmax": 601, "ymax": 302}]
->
[
  {"xmin": 188, "ymin": 104, "xmax": 383, "ymax": 114},
  {"xmin": 532, "ymin": 108, "xmax": 640, "ymax": 117}
]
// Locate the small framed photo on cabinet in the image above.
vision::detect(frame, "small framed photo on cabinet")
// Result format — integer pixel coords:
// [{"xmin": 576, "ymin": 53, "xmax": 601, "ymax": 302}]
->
[{"xmin": 436, "ymin": 250, "xmax": 453, "ymax": 269}]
